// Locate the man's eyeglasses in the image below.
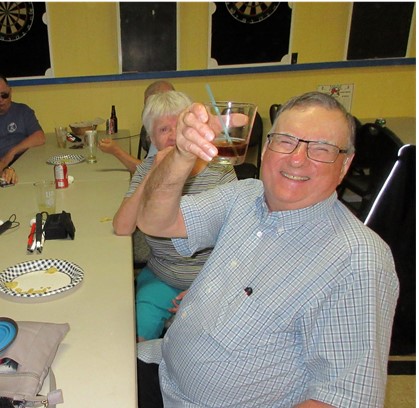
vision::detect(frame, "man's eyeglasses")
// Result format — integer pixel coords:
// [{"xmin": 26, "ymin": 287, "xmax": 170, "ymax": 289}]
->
[
  {"xmin": 267, "ymin": 133, "xmax": 349, "ymax": 164},
  {"xmin": 0, "ymin": 92, "xmax": 10, "ymax": 100}
]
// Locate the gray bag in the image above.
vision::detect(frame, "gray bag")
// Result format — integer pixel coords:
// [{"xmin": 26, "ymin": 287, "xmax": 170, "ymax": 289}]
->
[{"xmin": 0, "ymin": 321, "xmax": 69, "ymax": 407}]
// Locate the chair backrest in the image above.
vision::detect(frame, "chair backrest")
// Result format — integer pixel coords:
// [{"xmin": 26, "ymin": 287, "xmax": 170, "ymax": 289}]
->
[
  {"xmin": 365, "ymin": 144, "xmax": 415, "ymax": 229},
  {"xmin": 234, "ymin": 111, "xmax": 264, "ymax": 179},
  {"xmin": 137, "ymin": 125, "xmax": 150, "ymax": 160},
  {"xmin": 347, "ymin": 122, "xmax": 378, "ymax": 172},
  {"xmin": 365, "ymin": 144, "xmax": 416, "ymax": 354},
  {"xmin": 269, "ymin": 104, "xmax": 282, "ymax": 125},
  {"xmin": 251, "ymin": 112, "xmax": 264, "ymax": 176},
  {"xmin": 346, "ymin": 123, "xmax": 403, "ymax": 189},
  {"xmin": 368, "ymin": 125, "xmax": 404, "ymax": 193}
]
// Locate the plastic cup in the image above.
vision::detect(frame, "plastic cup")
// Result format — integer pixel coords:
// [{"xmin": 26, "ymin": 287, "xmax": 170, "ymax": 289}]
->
[
  {"xmin": 34, "ymin": 181, "xmax": 56, "ymax": 214},
  {"xmin": 55, "ymin": 127, "xmax": 67, "ymax": 148},
  {"xmin": 204, "ymin": 101, "xmax": 257, "ymax": 165},
  {"xmin": 84, "ymin": 130, "xmax": 98, "ymax": 163}
]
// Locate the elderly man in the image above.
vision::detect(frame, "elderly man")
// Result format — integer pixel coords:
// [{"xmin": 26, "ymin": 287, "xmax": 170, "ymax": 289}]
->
[
  {"xmin": 0, "ymin": 74, "xmax": 45, "ymax": 183},
  {"xmin": 135, "ymin": 92, "xmax": 399, "ymax": 408}
]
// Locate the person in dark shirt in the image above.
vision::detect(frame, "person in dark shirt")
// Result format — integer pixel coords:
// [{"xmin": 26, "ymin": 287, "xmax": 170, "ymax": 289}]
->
[{"xmin": 0, "ymin": 74, "xmax": 45, "ymax": 183}]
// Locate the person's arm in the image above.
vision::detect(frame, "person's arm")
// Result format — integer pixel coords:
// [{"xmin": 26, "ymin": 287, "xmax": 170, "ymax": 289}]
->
[
  {"xmin": 113, "ymin": 193, "xmax": 142, "ymax": 236},
  {"xmin": 136, "ymin": 103, "xmax": 219, "ymax": 238},
  {"xmin": 294, "ymin": 401, "xmax": 334, "ymax": 408},
  {"xmin": 98, "ymin": 138, "xmax": 140, "ymax": 174},
  {"xmin": 0, "ymin": 130, "xmax": 45, "ymax": 171}
]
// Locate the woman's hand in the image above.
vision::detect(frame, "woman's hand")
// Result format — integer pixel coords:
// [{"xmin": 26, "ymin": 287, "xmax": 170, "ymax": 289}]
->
[
  {"xmin": 168, "ymin": 290, "xmax": 188, "ymax": 314},
  {"xmin": 98, "ymin": 138, "xmax": 119, "ymax": 155}
]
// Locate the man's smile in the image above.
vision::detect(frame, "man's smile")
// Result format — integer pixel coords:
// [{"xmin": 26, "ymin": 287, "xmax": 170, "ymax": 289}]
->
[{"xmin": 280, "ymin": 171, "xmax": 310, "ymax": 181}]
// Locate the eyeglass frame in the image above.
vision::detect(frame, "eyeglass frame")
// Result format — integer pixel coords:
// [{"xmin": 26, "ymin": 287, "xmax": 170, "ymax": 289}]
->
[
  {"xmin": 0, "ymin": 92, "xmax": 10, "ymax": 100},
  {"xmin": 266, "ymin": 132, "xmax": 350, "ymax": 163}
]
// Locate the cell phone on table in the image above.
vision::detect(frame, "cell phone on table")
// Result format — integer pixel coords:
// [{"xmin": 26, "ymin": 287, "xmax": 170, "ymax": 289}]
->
[{"xmin": 0, "ymin": 178, "xmax": 14, "ymax": 188}]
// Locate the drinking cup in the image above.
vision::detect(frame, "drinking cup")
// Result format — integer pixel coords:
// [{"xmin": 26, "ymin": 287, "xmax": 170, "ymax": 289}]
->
[
  {"xmin": 84, "ymin": 130, "xmax": 98, "ymax": 163},
  {"xmin": 34, "ymin": 181, "xmax": 56, "ymax": 214},
  {"xmin": 204, "ymin": 101, "xmax": 257, "ymax": 165},
  {"xmin": 55, "ymin": 126, "xmax": 67, "ymax": 148}
]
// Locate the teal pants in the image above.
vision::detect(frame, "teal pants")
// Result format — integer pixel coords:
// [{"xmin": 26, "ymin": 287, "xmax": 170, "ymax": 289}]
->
[{"xmin": 135, "ymin": 267, "xmax": 182, "ymax": 340}]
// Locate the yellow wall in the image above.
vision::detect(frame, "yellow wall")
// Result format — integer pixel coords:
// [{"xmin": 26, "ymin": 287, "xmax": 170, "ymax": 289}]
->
[
  {"xmin": 9, "ymin": 2, "xmax": 416, "ymax": 137},
  {"xmin": 47, "ymin": 2, "xmax": 119, "ymax": 77}
]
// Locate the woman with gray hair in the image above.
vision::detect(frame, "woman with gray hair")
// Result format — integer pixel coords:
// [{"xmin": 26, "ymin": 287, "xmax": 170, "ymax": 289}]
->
[{"xmin": 113, "ymin": 90, "xmax": 237, "ymax": 342}]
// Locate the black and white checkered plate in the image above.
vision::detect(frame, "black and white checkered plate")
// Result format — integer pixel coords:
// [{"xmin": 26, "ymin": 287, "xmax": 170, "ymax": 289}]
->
[
  {"xmin": 46, "ymin": 154, "xmax": 85, "ymax": 165},
  {"xmin": 0, "ymin": 259, "xmax": 84, "ymax": 300}
]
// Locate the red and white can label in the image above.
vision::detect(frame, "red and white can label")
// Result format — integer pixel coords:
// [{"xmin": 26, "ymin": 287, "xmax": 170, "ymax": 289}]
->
[
  {"xmin": 106, "ymin": 118, "xmax": 115, "ymax": 135},
  {"xmin": 54, "ymin": 163, "xmax": 69, "ymax": 189}
]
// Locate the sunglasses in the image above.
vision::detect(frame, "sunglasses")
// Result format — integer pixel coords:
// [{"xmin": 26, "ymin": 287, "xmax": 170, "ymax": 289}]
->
[{"xmin": 0, "ymin": 92, "xmax": 10, "ymax": 99}]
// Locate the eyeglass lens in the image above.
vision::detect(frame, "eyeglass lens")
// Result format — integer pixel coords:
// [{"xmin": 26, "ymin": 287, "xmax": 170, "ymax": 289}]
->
[
  {"xmin": 0, "ymin": 93, "xmax": 10, "ymax": 99},
  {"xmin": 268, "ymin": 134, "xmax": 341, "ymax": 163}
]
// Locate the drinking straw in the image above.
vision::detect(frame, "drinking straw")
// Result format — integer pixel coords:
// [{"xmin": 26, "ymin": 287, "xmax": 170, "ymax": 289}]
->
[{"xmin": 205, "ymin": 84, "xmax": 232, "ymax": 143}]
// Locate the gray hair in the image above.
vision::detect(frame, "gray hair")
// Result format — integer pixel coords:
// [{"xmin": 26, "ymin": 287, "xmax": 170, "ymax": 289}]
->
[
  {"xmin": 142, "ymin": 90, "xmax": 192, "ymax": 136},
  {"xmin": 273, "ymin": 91, "xmax": 356, "ymax": 154}
]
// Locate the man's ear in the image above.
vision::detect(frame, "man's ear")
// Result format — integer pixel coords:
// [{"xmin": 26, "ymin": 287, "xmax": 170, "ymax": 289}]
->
[{"xmin": 261, "ymin": 140, "xmax": 269, "ymax": 160}]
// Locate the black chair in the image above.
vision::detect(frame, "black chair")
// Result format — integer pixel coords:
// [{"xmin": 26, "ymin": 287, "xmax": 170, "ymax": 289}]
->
[
  {"xmin": 364, "ymin": 144, "xmax": 416, "ymax": 355},
  {"xmin": 337, "ymin": 123, "xmax": 403, "ymax": 221},
  {"xmin": 234, "ymin": 112, "xmax": 264, "ymax": 180},
  {"xmin": 137, "ymin": 125, "xmax": 150, "ymax": 160},
  {"xmin": 269, "ymin": 104, "xmax": 282, "ymax": 125}
]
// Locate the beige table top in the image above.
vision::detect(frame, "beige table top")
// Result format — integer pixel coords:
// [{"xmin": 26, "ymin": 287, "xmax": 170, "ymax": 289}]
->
[
  {"xmin": 13, "ymin": 130, "xmax": 133, "ymax": 184},
  {"xmin": 0, "ymin": 135, "xmax": 137, "ymax": 406}
]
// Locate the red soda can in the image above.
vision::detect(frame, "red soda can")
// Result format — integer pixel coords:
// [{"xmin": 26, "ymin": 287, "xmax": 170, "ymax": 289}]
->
[
  {"xmin": 106, "ymin": 118, "xmax": 115, "ymax": 135},
  {"xmin": 54, "ymin": 162, "xmax": 69, "ymax": 189}
]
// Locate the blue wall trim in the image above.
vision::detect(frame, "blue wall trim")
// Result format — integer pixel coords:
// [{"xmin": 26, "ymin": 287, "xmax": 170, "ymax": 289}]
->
[{"xmin": 9, "ymin": 58, "xmax": 416, "ymax": 87}]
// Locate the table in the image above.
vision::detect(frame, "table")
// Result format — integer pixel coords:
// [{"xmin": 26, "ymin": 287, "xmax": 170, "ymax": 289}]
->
[
  {"xmin": 0, "ymin": 133, "xmax": 137, "ymax": 407},
  {"xmin": 360, "ymin": 117, "xmax": 416, "ymax": 145},
  {"xmin": 12, "ymin": 130, "xmax": 134, "ymax": 184}
]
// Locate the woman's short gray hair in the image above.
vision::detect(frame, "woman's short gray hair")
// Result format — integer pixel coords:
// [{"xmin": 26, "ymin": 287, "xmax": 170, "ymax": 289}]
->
[
  {"xmin": 142, "ymin": 91, "xmax": 192, "ymax": 136},
  {"xmin": 274, "ymin": 91, "xmax": 356, "ymax": 154}
]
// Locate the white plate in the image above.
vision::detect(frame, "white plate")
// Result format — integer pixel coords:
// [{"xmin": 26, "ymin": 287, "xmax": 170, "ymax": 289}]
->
[
  {"xmin": 0, "ymin": 259, "xmax": 84, "ymax": 300},
  {"xmin": 46, "ymin": 154, "xmax": 85, "ymax": 165}
]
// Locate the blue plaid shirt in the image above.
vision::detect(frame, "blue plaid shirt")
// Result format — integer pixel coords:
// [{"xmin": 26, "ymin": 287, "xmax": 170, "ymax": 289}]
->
[{"xmin": 142, "ymin": 179, "xmax": 399, "ymax": 407}]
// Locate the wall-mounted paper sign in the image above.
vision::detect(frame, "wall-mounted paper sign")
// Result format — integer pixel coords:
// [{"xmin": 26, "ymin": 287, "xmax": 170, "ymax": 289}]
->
[{"xmin": 317, "ymin": 84, "xmax": 354, "ymax": 113}]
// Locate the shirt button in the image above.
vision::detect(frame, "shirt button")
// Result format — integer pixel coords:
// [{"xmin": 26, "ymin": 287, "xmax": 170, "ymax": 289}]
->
[
  {"xmin": 181, "ymin": 311, "xmax": 187, "ymax": 319},
  {"xmin": 230, "ymin": 260, "xmax": 238, "ymax": 268},
  {"xmin": 256, "ymin": 231, "xmax": 263, "ymax": 238}
]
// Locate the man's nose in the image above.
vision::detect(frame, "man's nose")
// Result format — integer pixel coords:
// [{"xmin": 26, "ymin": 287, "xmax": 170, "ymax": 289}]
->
[{"xmin": 289, "ymin": 142, "xmax": 308, "ymax": 164}]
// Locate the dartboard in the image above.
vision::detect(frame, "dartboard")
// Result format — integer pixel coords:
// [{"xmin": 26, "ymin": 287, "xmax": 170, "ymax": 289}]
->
[
  {"xmin": 225, "ymin": 2, "xmax": 280, "ymax": 24},
  {"xmin": 0, "ymin": 2, "xmax": 34, "ymax": 42}
]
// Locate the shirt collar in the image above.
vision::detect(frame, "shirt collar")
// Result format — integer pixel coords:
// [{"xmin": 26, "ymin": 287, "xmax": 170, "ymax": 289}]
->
[{"xmin": 256, "ymin": 191, "xmax": 337, "ymax": 232}]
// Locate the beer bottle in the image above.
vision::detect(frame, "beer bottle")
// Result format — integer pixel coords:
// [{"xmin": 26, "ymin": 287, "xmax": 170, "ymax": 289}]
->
[{"xmin": 111, "ymin": 105, "xmax": 118, "ymax": 133}]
